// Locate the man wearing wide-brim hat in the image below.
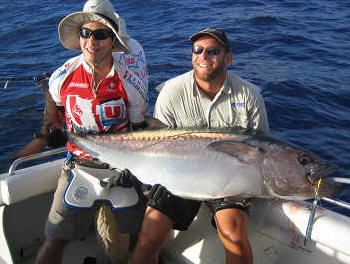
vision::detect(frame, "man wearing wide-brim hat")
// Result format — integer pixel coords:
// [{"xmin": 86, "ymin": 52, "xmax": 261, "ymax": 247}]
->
[
  {"xmin": 59, "ymin": 1, "xmax": 129, "ymax": 52},
  {"xmin": 32, "ymin": 0, "xmax": 149, "ymax": 263}
]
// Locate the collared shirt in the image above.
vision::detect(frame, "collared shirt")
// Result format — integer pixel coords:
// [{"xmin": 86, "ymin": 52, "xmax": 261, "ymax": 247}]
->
[{"xmin": 154, "ymin": 70, "xmax": 269, "ymax": 134}]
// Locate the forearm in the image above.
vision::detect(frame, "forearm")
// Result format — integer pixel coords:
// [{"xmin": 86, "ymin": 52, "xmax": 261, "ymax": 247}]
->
[{"xmin": 13, "ymin": 90, "xmax": 65, "ymax": 157}]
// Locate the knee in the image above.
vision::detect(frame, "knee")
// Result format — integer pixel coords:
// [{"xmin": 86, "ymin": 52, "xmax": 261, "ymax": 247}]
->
[
  {"xmin": 220, "ymin": 228, "xmax": 244, "ymax": 245},
  {"xmin": 216, "ymin": 222, "xmax": 248, "ymax": 254},
  {"xmin": 137, "ymin": 234, "xmax": 163, "ymax": 252},
  {"xmin": 135, "ymin": 206, "xmax": 173, "ymax": 253}
]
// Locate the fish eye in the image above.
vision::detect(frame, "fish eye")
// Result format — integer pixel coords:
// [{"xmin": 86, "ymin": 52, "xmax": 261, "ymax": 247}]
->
[{"xmin": 298, "ymin": 153, "xmax": 313, "ymax": 165}]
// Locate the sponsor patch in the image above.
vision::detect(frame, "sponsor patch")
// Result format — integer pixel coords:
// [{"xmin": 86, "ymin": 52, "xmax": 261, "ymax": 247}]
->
[
  {"xmin": 66, "ymin": 95, "xmax": 99, "ymax": 132},
  {"xmin": 73, "ymin": 186, "xmax": 89, "ymax": 202},
  {"xmin": 124, "ymin": 70, "xmax": 148, "ymax": 101},
  {"xmin": 107, "ymin": 82, "xmax": 117, "ymax": 92},
  {"xmin": 52, "ymin": 68, "xmax": 68, "ymax": 81},
  {"xmin": 100, "ymin": 99, "xmax": 126, "ymax": 127},
  {"xmin": 68, "ymin": 82, "xmax": 88, "ymax": 89},
  {"xmin": 232, "ymin": 102, "xmax": 246, "ymax": 108},
  {"xmin": 118, "ymin": 51, "xmax": 144, "ymax": 69}
]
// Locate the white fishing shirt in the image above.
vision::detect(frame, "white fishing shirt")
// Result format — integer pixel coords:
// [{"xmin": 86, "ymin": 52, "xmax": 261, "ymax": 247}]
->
[
  {"xmin": 49, "ymin": 38, "xmax": 149, "ymax": 157},
  {"xmin": 154, "ymin": 70, "xmax": 269, "ymax": 134}
]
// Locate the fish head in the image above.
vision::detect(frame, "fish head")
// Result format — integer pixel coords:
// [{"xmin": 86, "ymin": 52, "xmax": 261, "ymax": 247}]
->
[{"xmin": 261, "ymin": 139, "xmax": 338, "ymax": 200}]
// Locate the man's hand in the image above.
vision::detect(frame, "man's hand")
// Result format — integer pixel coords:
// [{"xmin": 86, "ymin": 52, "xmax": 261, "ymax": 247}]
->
[
  {"xmin": 116, "ymin": 169, "xmax": 138, "ymax": 187},
  {"xmin": 116, "ymin": 169, "xmax": 153, "ymax": 201}
]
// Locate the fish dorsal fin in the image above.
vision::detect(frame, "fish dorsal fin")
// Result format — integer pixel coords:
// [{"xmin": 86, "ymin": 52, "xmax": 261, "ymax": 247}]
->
[{"xmin": 208, "ymin": 140, "xmax": 264, "ymax": 164}]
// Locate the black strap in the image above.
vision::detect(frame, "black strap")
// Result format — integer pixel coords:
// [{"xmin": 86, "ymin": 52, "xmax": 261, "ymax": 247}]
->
[{"xmin": 95, "ymin": 13, "xmax": 119, "ymax": 32}]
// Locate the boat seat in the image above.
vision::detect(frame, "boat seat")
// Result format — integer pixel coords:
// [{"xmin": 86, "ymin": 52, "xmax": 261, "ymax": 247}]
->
[{"xmin": 0, "ymin": 159, "xmax": 63, "ymax": 206}]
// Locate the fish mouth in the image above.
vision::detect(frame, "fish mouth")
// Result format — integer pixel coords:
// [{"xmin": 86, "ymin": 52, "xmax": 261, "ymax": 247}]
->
[{"xmin": 306, "ymin": 162, "xmax": 339, "ymax": 185}]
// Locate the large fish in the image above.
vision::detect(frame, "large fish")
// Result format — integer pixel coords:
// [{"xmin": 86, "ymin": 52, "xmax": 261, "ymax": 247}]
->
[{"xmin": 69, "ymin": 128, "xmax": 339, "ymax": 201}]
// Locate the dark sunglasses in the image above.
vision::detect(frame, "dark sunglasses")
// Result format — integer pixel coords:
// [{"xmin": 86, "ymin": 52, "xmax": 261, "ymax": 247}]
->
[
  {"xmin": 192, "ymin": 45, "xmax": 222, "ymax": 56},
  {"xmin": 79, "ymin": 28, "xmax": 113, "ymax": 40}
]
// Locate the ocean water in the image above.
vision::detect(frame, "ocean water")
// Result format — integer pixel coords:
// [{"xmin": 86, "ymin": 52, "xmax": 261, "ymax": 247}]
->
[{"xmin": 0, "ymin": 0, "xmax": 349, "ymax": 214}]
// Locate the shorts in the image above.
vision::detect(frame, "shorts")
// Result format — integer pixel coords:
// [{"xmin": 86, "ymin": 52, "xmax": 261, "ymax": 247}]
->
[
  {"xmin": 205, "ymin": 197, "xmax": 254, "ymax": 228},
  {"xmin": 147, "ymin": 184, "xmax": 254, "ymax": 231},
  {"xmin": 147, "ymin": 186, "xmax": 201, "ymax": 231},
  {"xmin": 44, "ymin": 161, "xmax": 146, "ymax": 241},
  {"xmin": 206, "ymin": 197, "xmax": 254, "ymax": 214}
]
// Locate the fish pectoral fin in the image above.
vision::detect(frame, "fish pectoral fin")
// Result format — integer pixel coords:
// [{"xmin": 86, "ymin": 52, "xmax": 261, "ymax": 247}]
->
[{"xmin": 208, "ymin": 140, "xmax": 264, "ymax": 164}]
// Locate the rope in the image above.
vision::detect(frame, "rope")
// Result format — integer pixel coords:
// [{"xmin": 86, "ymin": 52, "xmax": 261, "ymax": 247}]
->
[{"xmin": 96, "ymin": 204, "xmax": 130, "ymax": 264}]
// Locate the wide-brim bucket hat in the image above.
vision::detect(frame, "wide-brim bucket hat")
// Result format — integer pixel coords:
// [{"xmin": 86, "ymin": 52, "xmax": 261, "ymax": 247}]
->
[{"xmin": 58, "ymin": 0, "xmax": 130, "ymax": 53}]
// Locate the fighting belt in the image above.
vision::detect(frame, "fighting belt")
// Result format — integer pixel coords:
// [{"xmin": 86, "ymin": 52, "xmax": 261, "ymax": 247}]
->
[{"xmin": 64, "ymin": 165, "xmax": 139, "ymax": 211}]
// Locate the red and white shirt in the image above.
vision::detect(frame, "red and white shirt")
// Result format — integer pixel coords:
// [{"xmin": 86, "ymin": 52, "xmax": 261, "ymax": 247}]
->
[{"xmin": 49, "ymin": 39, "xmax": 148, "ymax": 157}]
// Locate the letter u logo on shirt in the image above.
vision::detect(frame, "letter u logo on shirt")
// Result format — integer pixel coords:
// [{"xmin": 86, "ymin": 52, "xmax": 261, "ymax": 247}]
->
[{"xmin": 100, "ymin": 99, "xmax": 127, "ymax": 127}]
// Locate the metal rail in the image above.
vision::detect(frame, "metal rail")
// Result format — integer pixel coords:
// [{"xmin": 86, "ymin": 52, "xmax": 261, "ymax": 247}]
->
[
  {"xmin": 321, "ymin": 177, "xmax": 350, "ymax": 210},
  {"xmin": 322, "ymin": 197, "xmax": 350, "ymax": 211},
  {"xmin": 8, "ymin": 147, "xmax": 67, "ymax": 175},
  {"xmin": 325, "ymin": 177, "xmax": 350, "ymax": 185}
]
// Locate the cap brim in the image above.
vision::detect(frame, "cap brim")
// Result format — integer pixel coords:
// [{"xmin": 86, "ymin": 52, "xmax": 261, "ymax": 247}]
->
[
  {"xmin": 58, "ymin": 12, "xmax": 130, "ymax": 53},
  {"xmin": 189, "ymin": 32, "xmax": 227, "ymax": 48}
]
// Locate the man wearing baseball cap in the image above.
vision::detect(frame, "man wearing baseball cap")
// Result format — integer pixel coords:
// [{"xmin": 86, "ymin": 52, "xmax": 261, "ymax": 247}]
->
[
  {"xmin": 32, "ymin": 0, "xmax": 149, "ymax": 263},
  {"xmin": 132, "ymin": 28, "xmax": 269, "ymax": 264}
]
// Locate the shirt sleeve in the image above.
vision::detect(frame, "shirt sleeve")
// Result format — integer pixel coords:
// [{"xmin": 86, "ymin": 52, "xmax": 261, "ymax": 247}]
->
[
  {"xmin": 154, "ymin": 85, "xmax": 177, "ymax": 127},
  {"xmin": 48, "ymin": 56, "xmax": 78, "ymax": 106},
  {"xmin": 125, "ymin": 83, "xmax": 148, "ymax": 124},
  {"xmin": 247, "ymin": 85, "xmax": 270, "ymax": 135},
  {"xmin": 48, "ymin": 68, "xmax": 63, "ymax": 106},
  {"xmin": 114, "ymin": 39, "xmax": 149, "ymax": 124},
  {"xmin": 113, "ymin": 38, "xmax": 148, "ymax": 90}
]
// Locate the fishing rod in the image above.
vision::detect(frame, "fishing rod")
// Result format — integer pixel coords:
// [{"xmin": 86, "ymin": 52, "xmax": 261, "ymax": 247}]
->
[{"xmin": 0, "ymin": 72, "xmax": 52, "ymax": 91}]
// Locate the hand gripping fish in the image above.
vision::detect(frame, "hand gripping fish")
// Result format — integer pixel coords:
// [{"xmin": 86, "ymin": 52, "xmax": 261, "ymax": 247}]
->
[{"xmin": 69, "ymin": 127, "xmax": 340, "ymax": 201}]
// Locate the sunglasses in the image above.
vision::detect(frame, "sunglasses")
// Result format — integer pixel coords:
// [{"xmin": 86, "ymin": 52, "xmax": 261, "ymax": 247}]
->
[
  {"xmin": 79, "ymin": 28, "xmax": 113, "ymax": 40},
  {"xmin": 192, "ymin": 45, "xmax": 223, "ymax": 56}
]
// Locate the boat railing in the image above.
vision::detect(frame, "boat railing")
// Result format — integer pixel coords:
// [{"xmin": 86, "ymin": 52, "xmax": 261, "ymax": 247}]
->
[
  {"xmin": 322, "ymin": 197, "xmax": 350, "ymax": 211},
  {"xmin": 8, "ymin": 147, "xmax": 67, "ymax": 176},
  {"xmin": 320, "ymin": 177, "xmax": 350, "ymax": 211}
]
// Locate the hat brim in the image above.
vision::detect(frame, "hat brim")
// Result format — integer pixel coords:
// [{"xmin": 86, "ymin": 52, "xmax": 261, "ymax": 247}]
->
[
  {"xmin": 188, "ymin": 32, "xmax": 230, "ymax": 50},
  {"xmin": 189, "ymin": 32, "xmax": 227, "ymax": 48},
  {"xmin": 58, "ymin": 12, "xmax": 130, "ymax": 53}
]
